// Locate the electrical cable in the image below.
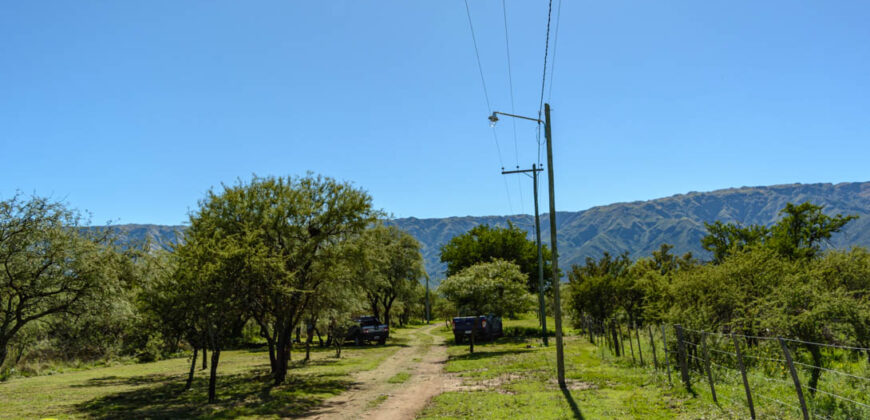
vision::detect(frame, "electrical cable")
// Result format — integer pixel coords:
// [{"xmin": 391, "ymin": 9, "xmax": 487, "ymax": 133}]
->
[{"xmin": 462, "ymin": 0, "xmax": 514, "ymax": 213}]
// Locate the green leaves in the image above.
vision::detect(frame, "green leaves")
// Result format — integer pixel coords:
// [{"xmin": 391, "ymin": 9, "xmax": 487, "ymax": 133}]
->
[
  {"xmin": 439, "ymin": 260, "xmax": 531, "ymax": 317},
  {"xmin": 439, "ymin": 222, "xmax": 552, "ymax": 293}
]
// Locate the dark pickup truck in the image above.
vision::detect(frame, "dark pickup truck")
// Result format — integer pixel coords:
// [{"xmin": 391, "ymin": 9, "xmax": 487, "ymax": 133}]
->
[
  {"xmin": 346, "ymin": 316, "xmax": 389, "ymax": 345},
  {"xmin": 452, "ymin": 315, "xmax": 503, "ymax": 343}
]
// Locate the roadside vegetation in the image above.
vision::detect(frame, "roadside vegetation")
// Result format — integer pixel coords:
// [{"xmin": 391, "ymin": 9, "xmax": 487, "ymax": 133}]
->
[
  {"xmin": 0, "ymin": 174, "xmax": 429, "ymax": 406},
  {"xmin": 420, "ymin": 315, "xmax": 726, "ymax": 419},
  {"xmin": 0, "ymin": 325, "xmax": 431, "ymax": 419}
]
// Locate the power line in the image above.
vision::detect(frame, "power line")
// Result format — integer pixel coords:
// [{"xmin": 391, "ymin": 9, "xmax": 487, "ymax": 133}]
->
[
  {"xmin": 463, "ymin": 0, "xmax": 514, "ymax": 214},
  {"xmin": 536, "ymin": 0, "xmax": 555, "ymax": 170},
  {"xmin": 547, "ymin": 0, "xmax": 563, "ymax": 102},
  {"xmin": 501, "ymin": 0, "xmax": 524, "ymax": 214},
  {"xmin": 537, "ymin": 0, "xmax": 554, "ymax": 117}
]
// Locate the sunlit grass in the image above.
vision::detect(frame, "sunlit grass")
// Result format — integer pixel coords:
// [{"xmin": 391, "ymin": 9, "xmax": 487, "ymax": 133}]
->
[{"xmin": 0, "ymin": 326, "xmax": 426, "ymax": 419}]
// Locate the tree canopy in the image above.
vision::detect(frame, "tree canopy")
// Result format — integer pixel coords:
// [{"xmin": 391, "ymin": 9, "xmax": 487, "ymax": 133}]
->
[
  {"xmin": 439, "ymin": 222, "xmax": 552, "ymax": 293},
  {"xmin": 438, "ymin": 259, "xmax": 531, "ymax": 318}
]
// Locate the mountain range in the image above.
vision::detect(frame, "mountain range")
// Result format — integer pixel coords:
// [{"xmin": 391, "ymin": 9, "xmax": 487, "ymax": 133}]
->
[{"xmin": 110, "ymin": 181, "xmax": 870, "ymax": 284}]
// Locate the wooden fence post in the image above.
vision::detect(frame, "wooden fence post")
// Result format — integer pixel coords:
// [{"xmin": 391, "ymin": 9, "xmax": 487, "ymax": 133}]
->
[
  {"xmin": 618, "ymin": 323, "xmax": 626, "ymax": 357},
  {"xmin": 635, "ymin": 321, "xmax": 644, "ymax": 366},
  {"xmin": 701, "ymin": 332, "xmax": 717, "ymax": 404},
  {"xmin": 732, "ymin": 333, "xmax": 756, "ymax": 419},
  {"xmin": 675, "ymin": 325, "xmax": 693, "ymax": 393},
  {"xmin": 648, "ymin": 325, "xmax": 659, "ymax": 370},
  {"xmin": 662, "ymin": 325, "xmax": 672, "ymax": 385},
  {"xmin": 779, "ymin": 338, "xmax": 809, "ymax": 420}
]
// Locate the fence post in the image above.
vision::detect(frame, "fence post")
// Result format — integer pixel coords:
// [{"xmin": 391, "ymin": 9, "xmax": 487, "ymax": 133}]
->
[
  {"xmin": 732, "ymin": 333, "xmax": 756, "ymax": 420},
  {"xmin": 587, "ymin": 317, "xmax": 595, "ymax": 345},
  {"xmin": 662, "ymin": 325, "xmax": 672, "ymax": 385},
  {"xmin": 627, "ymin": 323, "xmax": 636, "ymax": 364},
  {"xmin": 779, "ymin": 338, "xmax": 809, "ymax": 420},
  {"xmin": 635, "ymin": 321, "xmax": 644, "ymax": 366},
  {"xmin": 701, "ymin": 332, "xmax": 717, "ymax": 404},
  {"xmin": 648, "ymin": 325, "xmax": 659, "ymax": 370},
  {"xmin": 675, "ymin": 325, "xmax": 693, "ymax": 393},
  {"xmin": 618, "ymin": 323, "xmax": 626, "ymax": 357},
  {"xmin": 611, "ymin": 322, "xmax": 620, "ymax": 357}
]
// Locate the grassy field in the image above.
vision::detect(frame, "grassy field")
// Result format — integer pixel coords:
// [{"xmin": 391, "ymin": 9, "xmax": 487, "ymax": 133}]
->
[
  {"xmin": 0, "ymin": 325, "xmax": 426, "ymax": 419},
  {"xmin": 420, "ymin": 315, "xmax": 740, "ymax": 420}
]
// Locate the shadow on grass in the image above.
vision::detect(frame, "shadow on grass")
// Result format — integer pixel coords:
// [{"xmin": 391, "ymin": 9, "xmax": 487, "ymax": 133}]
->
[
  {"xmin": 448, "ymin": 349, "xmax": 531, "ymax": 362},
  {"xmin": 561, "ymin": 386, "xmax": 585, "ymax": 419},
  {"xmin": 76, "ymin": 370, "xmax": 353, "ymax": 419},
  {"xmin": 71, "ymin": 374, "xmax": 178, "ymax": 388}
]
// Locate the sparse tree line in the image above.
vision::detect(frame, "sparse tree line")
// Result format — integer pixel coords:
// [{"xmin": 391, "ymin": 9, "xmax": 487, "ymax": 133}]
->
[
  {"xmin": 566, "ymin": 202, "xmax": 869, "ymax": 392},
  {"xmin": 0, "ymin": 174, "xmax": 428, "ymax": 403}
]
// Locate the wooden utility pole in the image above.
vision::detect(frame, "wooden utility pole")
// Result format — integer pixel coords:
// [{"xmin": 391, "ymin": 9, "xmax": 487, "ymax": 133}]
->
[
  {"xmin": 501, "ymin": 164, "xmax": 547, "ymax": 346},
  {"xmin": 487, "ymin": 102, "xmax": 564, "ymax": 387},
  {"xmin": 544, "ymin": 103, "xmax": 566, "ymax": 388}
]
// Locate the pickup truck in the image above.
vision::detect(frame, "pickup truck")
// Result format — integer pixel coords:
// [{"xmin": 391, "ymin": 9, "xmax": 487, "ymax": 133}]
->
[
  {"xmin": 346, "ymin": 316, "xmax": 389, "ymax": 345},
  {"xmin": 452, "ymin": 315, "xmax": 503, "ymax": 344}
]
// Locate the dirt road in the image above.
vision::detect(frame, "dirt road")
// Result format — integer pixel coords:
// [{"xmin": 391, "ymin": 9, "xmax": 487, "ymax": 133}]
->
[{"xmin": 301, "ymin": 324, "xmax": 454, "ymax": 420}]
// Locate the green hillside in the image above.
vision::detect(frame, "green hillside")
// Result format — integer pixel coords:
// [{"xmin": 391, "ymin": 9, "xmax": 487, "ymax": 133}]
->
[{"xmin": 108, "ymin": 181, "xmax": 870, "ymax": 284}]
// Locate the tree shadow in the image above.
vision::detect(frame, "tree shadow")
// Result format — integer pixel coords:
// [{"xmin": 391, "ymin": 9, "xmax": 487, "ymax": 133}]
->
[
  {"xmin": 449, "ymin": 349, "xmax": 532, "ymax": 362},
  {"xmin": 76, "ymin": 370, "xmax": 353, "ymax": 419},
  {"xmin": 71, "ymin": 374, "xmax": 176, "ymax": 388},
  {"xmin": 561, "ymin": 386, "xmax": 585, "ymax": 420}
]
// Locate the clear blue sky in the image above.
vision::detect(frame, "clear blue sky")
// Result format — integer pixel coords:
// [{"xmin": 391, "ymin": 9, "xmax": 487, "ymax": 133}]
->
[{"xmin": 2, "ymin": 1, "xmax": 868, "ymax": 226}]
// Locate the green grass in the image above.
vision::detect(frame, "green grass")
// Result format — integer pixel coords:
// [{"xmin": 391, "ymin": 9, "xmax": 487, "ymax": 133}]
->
[
  {"xmin": 0, "ymin": 326, "xmax": 426, "ymax": 419},
  {"xmin": 387, "ymin": 371, "xmax": 411, "ymax": 384},
  {"xmin": 367, "ymin": 393, "xmax": 389, "ymax": 409},
  {"xmin": 421, "ymin": 318, "xmax": 727, "ymax": 420}
]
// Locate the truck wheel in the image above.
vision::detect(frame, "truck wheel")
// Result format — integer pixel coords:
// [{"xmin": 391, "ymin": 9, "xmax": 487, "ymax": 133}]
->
[
  {"xmin": 378, "ymin": 337, "xmax": 386, "ymax": 345},
  {"xmin": 354, "ymin": 336, "xmax": 361, "ymax": 346},
  {"xmin": 454, "ymin": 335, "xmax": 462, "ymax": 344}
]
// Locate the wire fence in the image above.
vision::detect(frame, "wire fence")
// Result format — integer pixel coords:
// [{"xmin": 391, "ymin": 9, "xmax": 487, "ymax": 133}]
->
[{"xmin": 580, "ymin": 317, "xmax": 870, "ymax": 419}]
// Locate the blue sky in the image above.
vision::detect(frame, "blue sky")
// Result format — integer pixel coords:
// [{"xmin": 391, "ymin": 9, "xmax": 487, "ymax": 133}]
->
[{"xmin": 2, "ymin": 1, "xmax": 869, "ymax": 225}]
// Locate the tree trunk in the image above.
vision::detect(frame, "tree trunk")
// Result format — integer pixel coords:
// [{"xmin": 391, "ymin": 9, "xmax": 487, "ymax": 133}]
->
[
  {"xmin": 207, "ymin": 347, "xmax": 221, "ymax": 403},
  {"xmin": 185, "ymin": 347, "xmax": 198, "ymax": 391},
  {"xmin": 807, "ymin": 345, "xmax": 823, "ymax": 396},
  {"xmin": 274, "ymin": 323, "xmax": 293, "ymax": 385},
  {"xmin": 611, "ymin": 324, "xmax": 621, "ymax": 357},
  {"xmin": 305, "ymin": 325, "xmax": 314, "ymax": 362},
  {"xmin": 316, "ymin": 328, "xmax": 324, "ymax": 347},
  {"xmin": 201, "ymin": 347, "xmax": 208, "ymax": 370},
  {"xmin": 0, "ymin": 343, "xmax": 8, "ymax": 369}
]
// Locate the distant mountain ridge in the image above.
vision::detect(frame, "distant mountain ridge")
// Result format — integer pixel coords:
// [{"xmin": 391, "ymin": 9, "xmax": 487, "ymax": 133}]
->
[{"xmin": 108, "ymin": 181, "xmax": 870, "ymax": 284}]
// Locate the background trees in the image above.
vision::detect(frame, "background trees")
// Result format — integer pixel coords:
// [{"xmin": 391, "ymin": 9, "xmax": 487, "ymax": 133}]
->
[
  {"xmin": 439, "ymin": 222, "xmax": 552, "ymax": 293},
  {"xmin": 0, "ymin": 195, "xmax": 119, "ymax": 369},
  {"xmin": 354, "ymin": 225, "xmax": 425, "ymax": 327}
]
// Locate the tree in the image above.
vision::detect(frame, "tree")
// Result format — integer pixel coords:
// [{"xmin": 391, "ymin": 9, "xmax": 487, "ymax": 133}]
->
[
  {"xmin": 183, "ymin": 174, "xmax": 376, "ymax": 385},
  {"xmin": 439, "ymin": 222, "xmax": 552, "ymax": 293},
  {"xmin": 173, "ymin": 228, "xmax": 255, "ymax": 403},
  {"xmin": 439, "ymin": 260, "xmax": 530, "ymax": 353},
  {"xmin": 769, "ymin": 202, "xmax": 858, "ymax": 260},
  {"xmin": 0, "ymin": 195, "xmax": 117, "ymax": 369},
  {"xmin": 701, "ymin": 202, "xmax": 857, "ymax": 263},
  {"xmin": 701, "ymin": 222, "xmax": 769, "ymax": 264},
  {"xmin": 355, "ymin": 225, "xmax": 425, "ymax": 327},
  {"xmin": 439, "ymin": 260, "xmax": 530, "ymax": 319}
]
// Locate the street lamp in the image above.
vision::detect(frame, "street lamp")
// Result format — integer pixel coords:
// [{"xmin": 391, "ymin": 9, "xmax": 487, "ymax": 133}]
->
[{"xmin": 488, "ymin": 103, "xmax": 566, "ymax": 388}]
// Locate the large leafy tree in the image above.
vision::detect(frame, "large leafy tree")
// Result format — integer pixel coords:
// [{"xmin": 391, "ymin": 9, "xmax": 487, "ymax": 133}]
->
[
  {"xmin": 0, "ymin": 195, "xmax": 117, "ymax": 369},
  {"xmin": 183, "ymin": 174, "xmax": 376, "ymax": 385},
  {"xmin": 439, "ymin": 222, "xmax": 552, "ymax": 293}
]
